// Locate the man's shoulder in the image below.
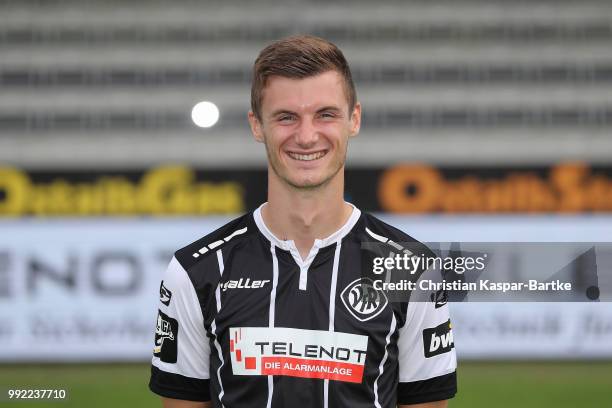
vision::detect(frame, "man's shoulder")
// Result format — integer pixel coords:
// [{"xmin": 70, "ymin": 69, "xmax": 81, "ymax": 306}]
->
[
  {"xmin": 174, "ymin": 211, "xmax": 257, "ymax": 269},
  {"xmin": 356, "ymin": 211, "xmax": 434, "ymax": 256},
  {"xmin": 357, "ymin": 211, "xmax": 419, "ymax": 243}
]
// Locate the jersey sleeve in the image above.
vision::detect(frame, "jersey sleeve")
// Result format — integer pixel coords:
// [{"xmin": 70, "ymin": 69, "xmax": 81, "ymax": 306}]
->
[
  {"xmin": 396, "ymin": 274, "xmax": 457, "ymax": 404},
  {"xmin": 149, "ymin": 256, "xmax": 211, "ymax": 401}
]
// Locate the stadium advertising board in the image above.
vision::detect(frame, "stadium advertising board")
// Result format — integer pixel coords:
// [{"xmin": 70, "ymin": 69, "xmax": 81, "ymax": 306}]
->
[
  {"xmin": 0, "ymin": 217, "xmax": 611, "ymax": 361},
  {"xmin": 1, "ymin": 162, "xmax": 612, "ymax": 216}
]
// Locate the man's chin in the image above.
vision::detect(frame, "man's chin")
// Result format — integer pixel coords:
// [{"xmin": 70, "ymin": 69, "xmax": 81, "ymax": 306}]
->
[
  {"xmin": 270, "ymin": 162, "xmax": 343, "ymax": 191},
  {"xmin": 279, "ymin": 171, "xmax": 336, "ymax": 190}
]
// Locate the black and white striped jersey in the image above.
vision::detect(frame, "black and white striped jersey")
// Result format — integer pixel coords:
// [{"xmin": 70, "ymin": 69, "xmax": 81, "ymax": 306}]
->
[{"xmin": 149, "ymin": 204, "xmax": 457, "ymax": 407}]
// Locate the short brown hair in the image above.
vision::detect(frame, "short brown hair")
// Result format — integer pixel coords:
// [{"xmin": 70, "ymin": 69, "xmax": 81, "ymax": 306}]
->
[{"xmin": 250, "ymin": 35, "xmax": 357, "ymax": 120}]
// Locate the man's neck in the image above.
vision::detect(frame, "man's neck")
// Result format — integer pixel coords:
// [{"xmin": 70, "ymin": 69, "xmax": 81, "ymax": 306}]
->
[{"xmin": 262, "ymin": 171, "xmax": 353, "ymax": 260}]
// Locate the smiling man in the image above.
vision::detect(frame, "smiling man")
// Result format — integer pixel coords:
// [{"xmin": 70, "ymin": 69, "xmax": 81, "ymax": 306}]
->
[{"xmin": 149, "ymin": 35, "xmax": 457, "ymax": 408}]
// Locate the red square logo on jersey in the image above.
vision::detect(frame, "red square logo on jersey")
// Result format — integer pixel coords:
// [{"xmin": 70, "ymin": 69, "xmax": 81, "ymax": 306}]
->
[{"xmin": 245, "ymin": 357, "xmax": 257, "ymax": 370}]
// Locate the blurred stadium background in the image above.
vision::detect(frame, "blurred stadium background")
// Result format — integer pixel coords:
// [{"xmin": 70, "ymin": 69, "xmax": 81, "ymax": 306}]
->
[{"xmin": 1, "ymin": 0, "xmax": 611, "ymax": 406}]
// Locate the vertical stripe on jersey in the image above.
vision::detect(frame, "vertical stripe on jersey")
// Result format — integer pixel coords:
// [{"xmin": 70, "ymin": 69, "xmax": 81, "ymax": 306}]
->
[
  {"xmin": 267, "ymin": 243, "xmax": 280, "ymax": 408},
  {"xmin": 324, "ymin": 240, "xmax": 342, "ymax": 408},
  {"xmin": 328, "ymin": 241, "xmax": 342, "ymax": 331},
  {"xmin": 269, "ymin": 244, "xmax": 279, "ymax": 328},
  {"xmin": 212, "ymin": 249, "xmax": 226, "ymax": 408},
  {"xmin": 215, "ymin": 250, "xmax": 224, "ymax": 310},
  {"xmin": 374, "ymin": 313, "xmax": 397, "ymax": 408}
]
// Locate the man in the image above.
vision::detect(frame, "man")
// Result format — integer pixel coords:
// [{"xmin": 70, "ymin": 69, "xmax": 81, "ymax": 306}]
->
[{"xmin": 150, "ymin": 35, "xmax": 457, "ymax": 408}]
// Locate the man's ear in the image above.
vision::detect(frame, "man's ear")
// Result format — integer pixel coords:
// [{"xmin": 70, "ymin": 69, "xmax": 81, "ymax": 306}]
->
[
  {"xmin": 349, "ymin": 102, "xmax": 361, "ymax": 138},
  {"xmin": 248, "ymin": 111, "xmax": 265, "ymax": 143}
]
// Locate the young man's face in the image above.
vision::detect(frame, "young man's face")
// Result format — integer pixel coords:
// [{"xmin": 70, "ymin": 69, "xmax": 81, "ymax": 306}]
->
[{"xmin": 249, "ymin": 70, "xmax": 361, "ymax": 190}]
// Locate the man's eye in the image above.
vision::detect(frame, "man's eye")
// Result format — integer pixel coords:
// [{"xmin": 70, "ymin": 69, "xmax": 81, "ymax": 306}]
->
[
  {"xmin": 278, "ymin": 115, "xmax": 295, "ymax": 122},
  {"xmin": 320, "ymin": 112, "xmax": 336, "ymax": 118}
]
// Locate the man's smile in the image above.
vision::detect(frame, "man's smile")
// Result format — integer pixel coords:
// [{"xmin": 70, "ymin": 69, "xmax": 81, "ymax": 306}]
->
[{"xmin": 286, "ymin": 150, "xmax": 328, "ymax": 162}]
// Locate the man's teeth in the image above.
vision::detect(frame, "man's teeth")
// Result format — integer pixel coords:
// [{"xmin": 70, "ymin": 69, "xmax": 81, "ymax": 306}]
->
[{"xmin": 288, "ymin": 151, "xmax": 326, "ymax": 161}]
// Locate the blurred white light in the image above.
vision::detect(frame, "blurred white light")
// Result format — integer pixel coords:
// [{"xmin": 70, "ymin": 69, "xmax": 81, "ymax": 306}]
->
[{"xmin": 191, "ymin": 101, "xmax": 220, "ymax": 128}]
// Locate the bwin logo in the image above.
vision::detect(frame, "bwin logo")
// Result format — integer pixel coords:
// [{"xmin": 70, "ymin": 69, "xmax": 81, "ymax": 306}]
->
[
  {"xmin": 341, "ymin": 278, "xmax": 388, "ymax": 322},
  {"xmin": 423, "ymin": 319, "xmax": 454, "ymax": 358}
]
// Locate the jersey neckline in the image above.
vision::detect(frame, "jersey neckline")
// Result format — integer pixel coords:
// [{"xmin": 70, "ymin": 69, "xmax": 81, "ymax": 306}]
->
[{"xmin": 253, "ymin": 202, "xmax": 361, "ymax": 273}]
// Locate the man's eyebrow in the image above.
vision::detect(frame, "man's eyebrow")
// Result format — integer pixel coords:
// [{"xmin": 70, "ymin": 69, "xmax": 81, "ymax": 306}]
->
[
  {"xmin": 269, "ymin": 109, "xmax": 297, "ymax": 118},
  {"xmin": 268, "ymin": 106, "xmax": 343, "ymax": 119},
  {"xmin": 316, "ymin": 106, "xmax": 342, "ymax": 113}
]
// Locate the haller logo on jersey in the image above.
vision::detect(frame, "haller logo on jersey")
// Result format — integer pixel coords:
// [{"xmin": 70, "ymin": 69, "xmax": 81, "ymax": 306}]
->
[
  {"xmin": 220, "ymin": 278, "xmax": 270, "ymax": 292},
  {"xmin": 228, "ymin": 327, "xmax": 369, "ymax": 383},
  {"xmin": 340, "ymin": 278, "xmax": 389, "ymax": 322}
]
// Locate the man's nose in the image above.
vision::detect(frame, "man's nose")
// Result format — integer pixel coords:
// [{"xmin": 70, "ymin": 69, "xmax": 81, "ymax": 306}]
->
[{"xmin": 295, "ymin": 118, "xmax": 319, "ymax": 148}]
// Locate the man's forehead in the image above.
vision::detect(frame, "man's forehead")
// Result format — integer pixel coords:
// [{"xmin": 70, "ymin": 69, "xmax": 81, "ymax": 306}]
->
[{"xmin": 261, "ymin": 71, "xmax": 348, "ymax": 113}]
